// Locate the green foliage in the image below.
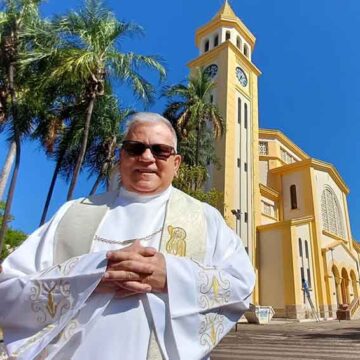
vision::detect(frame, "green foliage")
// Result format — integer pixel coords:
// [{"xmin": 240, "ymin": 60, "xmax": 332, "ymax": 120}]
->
[
  {"xmin": 173, "ymin": 165, "xmax": 223, "ymax": 211},
  {"xmin": 164, "ymin": 68, "xmax": 224, "ymax": 207},
  {"xmin": 0, "ymin": 202, "xmax": 27, "ymax": 259},
  {"xmin": 184, "ymin": 188, "xmax": 223, "ymax": 211},
  {"xmin": 84, "ymin": 94, "xmax": 132, "ymax": 192},
  {"xmin": 1, "ymin": 228, "xmax": 27, "ymax": 259},
  {"xmin": 163, "ymin": 66, "xmax": 224, "ymax": 166},
  {"xmin": 173, "ymin": 164, "xmax": 207, "ymax": 192},
  {"xmin": 177, "ymin": 127, "xmax": 220, "ymax": 169}
]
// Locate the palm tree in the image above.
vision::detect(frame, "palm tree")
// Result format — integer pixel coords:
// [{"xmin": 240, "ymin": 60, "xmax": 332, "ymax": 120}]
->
[
  {"xmin": 26, "ymin": 0, "xmax": 166, "ymax": 201},
  {"xmin": 85, "ymin": 95, "xmax": 132, "ymax": 195},
  {"xmin": 176, "ymin": 128, "xmax": 219, "ymax": 169},
  {"xmin": 0, "ymin": 0, "xmax": 44, "ymax": 253},
  {"xmin": 163, "ymin": 67, "xmax": 224, "ymax": 166},
  {"xmin": 36, "ymin": 88, "xmax": 128, "ymax": 225},
  {"xmin": 34, "ymin": 84, "xmax": 84, "ymax": 226}
]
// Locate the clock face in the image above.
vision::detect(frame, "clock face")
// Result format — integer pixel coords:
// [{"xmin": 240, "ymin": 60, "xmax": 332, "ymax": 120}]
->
[
  {"xmin": 204, "ymin": 64, "xmax": 218, "ymax": 78},
  {"xmin": 236, "ymin": 67, "xmax": 248, "ymax": 87}
]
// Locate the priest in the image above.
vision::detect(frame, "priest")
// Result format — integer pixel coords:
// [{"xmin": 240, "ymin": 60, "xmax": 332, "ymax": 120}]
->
[{"xmin": 0, "ymin": 112, "xmax": 255, "ymax": 360}]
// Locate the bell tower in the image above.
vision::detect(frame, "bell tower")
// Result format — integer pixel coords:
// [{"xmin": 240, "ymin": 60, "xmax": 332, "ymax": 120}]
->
[{"xmin": 188, "ymin": 1, "xmax": 261, "ymax": 269}]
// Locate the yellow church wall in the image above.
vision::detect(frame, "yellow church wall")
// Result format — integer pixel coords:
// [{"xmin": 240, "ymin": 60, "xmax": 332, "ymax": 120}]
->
[
  {"xmin": 321, "ymin": 233, "xmax": 339, "ymax": 248},
  {"xmin": 222, "ymin": 49, "xmax": 240, "ymax": 227},
  {"xmin": 250, "ymin": 70, "xmax": 261, "ymax": 304},
  {"xmin": 280, "ymin": 168, "xmax": 313, "ymax": 221},
  {"xmin": 294, "ymin": 222, "xmax": 318, "ymax": 311},
  {"xmin": 258, "ymin": 221, "xmax": 301, "ymax": 317},
  {"xmin": 268, "ymin": 141, "xmax": 278, "ymax": 160},
  {"xmin": 342, "ymin": 191, "xmax": 354, "ymax": 252},
  {"xmin": 309, "ymin": 167, "xmax": 329, "ymax": 317},
  {"xmin": 259, "ymin": 130, "xmax": 309, "ymax": 163},
  {"xmin": 326, "ymin": 244, "xmax": 358, "ymax": 271},
  {"xmin": 258, "ymin": 217, "xmax": 329, "ymax": 319},
  {"xmin": 258, "ymin": 227, "xmax": 286, "ymax": 309},
  {"xmin": 259, "ymin": 160, "xmax": 269, "ymax": 185}
]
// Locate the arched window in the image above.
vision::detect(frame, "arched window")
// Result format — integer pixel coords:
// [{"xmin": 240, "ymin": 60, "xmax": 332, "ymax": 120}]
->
[
  {"xmin": 204, "ymin": 39, "xmax": 209, "ymax": 52},
  {"xmin": 225, "ymin": 31, "xmax": 231, "ymax": 41},
  {"xmin": 290, "ymin": 184, "xmax": 297, "ymax": 209},
  {"xmin": 243, "ymin": 44, "xmax": 249, "ymax": 57},
  {"xmin": 236, "ymin": 36, "xmax": 241, "ymax": 49},
  {"xmin": 305, "ymin": 240, "xmax": 309, "ymax": 259},
  {"xmin": 214, "ymin": 34, "xmax": 219, "ymax": 47},
  {"xmin": 321, "ymin": 186, "xmax": 345, "ymax": 238},
  {"xmin": 298, "ymin": 238, "xmax": 302, "ymax": 257}
]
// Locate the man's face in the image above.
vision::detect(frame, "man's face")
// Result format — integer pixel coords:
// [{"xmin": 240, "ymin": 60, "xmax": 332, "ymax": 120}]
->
[{"xmin": 119, "ymin": 122, "xmax": 181, "ymax": 194}]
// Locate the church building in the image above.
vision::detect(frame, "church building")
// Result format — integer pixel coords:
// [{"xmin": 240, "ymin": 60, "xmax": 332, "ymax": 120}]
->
[{"xmin": 189, "ymin": 1, "xmax": 360, "ymax": 320}]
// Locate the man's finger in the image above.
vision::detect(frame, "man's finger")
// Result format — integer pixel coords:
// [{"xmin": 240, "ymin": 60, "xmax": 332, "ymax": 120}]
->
[
  {"xmin": 117, "ymin": 280, "xmax": 152, "ymax": 293},
  {"xmin": 106, "ymin": 250, "xmax": 142, "ymax": 262},
  {"xmin": 107, "ymin": 260, "xmax": 154, "ymax": 274},
  {"xmin": 139, "ymin": 247, "xmax": 157, "ymax": 257},
  {"xmin": 103, "ymin": 270, "xmax": 143, "ymax": 282}
]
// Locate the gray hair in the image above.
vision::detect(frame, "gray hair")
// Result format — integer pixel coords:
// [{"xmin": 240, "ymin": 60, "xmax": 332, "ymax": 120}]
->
[{"xmin": 123, "ymin": 112, "xmax": 178, "ymax": 151}]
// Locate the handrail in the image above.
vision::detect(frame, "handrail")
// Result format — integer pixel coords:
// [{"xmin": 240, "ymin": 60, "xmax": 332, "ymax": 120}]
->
[
  {"xmin": 349, "ymin": 297, "xmax": 360, "ymax": 317},
  {"xmin": 336, "ymin": 297, "xmax": 360, "ymax": 320}
]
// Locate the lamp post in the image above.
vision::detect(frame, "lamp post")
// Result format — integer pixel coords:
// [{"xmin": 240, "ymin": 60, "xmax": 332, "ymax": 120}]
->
[{"xmin": 231, "ymin": 208, "xmax": 242, "ymax": 236}]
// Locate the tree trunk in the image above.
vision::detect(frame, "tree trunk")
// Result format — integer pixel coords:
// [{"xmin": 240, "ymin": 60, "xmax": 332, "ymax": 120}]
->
[
  {"xmin": 89, "ymin": 173, "xmax": 102, "ymax": 196},
  {"xmin": 0, "ymin": 141, "xmax": 16, "ymax": 201},
  {"xmin": 39, "ymin": 156, "xmax": 63, "ymax": 226},
  {"xmin": 0, "ymin": 135, "xmax": 20, "ymax": 255},
  {"xmin": 195, "ymin": 122, "xmax": 201, "ymax": 167},
  {"xmin": 67, "ymin": 95, "xmax": 96, "ymax": 200},
  {"xmin": 0, "ymin": 57, "xmax": 20, "ymax": 255},
  {"xmin": 89, "ymin": 136, "xmax": 117, "ymax": 196}
]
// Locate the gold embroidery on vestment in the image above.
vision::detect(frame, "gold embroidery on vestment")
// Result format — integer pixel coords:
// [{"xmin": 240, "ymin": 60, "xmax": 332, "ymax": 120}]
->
[
  {"xmin": 199, "ymin": 313, "xmax": 224, "ymax": 350},
  {"xmin": 29, "ymin": 257, "xmax": 77, "ymax": 324},
  {"xmin": 11, "ymin": 324, "xmax": 55, "ymax": 357},
  {"xmin": 46, "ymin": 283, "xmax": 58, "ymax": 318},
  {"xmin": 30, "ymin": 279, "xmax": 73, "ymax": 323},
  {"xmin": 165, "ymin": 225, "xmax": 187, "ymax": 256},
  {"xmin": 198, "ymin": 270, "xmax": 231, "ymax": 309}
]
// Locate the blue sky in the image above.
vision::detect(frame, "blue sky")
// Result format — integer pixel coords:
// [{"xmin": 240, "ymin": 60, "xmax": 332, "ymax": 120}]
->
[{"xmin": 1, "ymin": 0, "xmax": 359, "ymax": 239}]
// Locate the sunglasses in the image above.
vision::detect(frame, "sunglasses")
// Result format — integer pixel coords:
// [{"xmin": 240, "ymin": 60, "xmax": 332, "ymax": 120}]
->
[{"xmin": 121, "ymin": 140, "xmax": 176, "ymax": 160}]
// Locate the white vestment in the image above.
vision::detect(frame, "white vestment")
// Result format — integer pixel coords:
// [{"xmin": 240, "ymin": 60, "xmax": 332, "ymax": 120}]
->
[{"xmin": 0, "ymin": 186, "xmax": 255, "ymax": 360}]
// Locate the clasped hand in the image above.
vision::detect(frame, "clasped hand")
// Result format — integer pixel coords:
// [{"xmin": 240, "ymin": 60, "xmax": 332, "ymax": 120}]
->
[{"xmin": 97, "ymin": 240, "xmax": 167, "ymax": 298}]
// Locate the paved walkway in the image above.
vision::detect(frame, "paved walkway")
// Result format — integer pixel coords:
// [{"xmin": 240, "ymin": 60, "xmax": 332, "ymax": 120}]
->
[{"xmin": 211, "ymin": 319, "xmax": 360, "ymax": 360}]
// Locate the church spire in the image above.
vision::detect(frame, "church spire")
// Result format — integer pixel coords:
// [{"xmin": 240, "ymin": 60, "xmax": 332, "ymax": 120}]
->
[
  {"xmin": 213, "ymin": 0, "xmax": 238, "ymax": 21},
  {"xmin": 195, "ymin": 1, "xmax": 256, "ymax": 54}
]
